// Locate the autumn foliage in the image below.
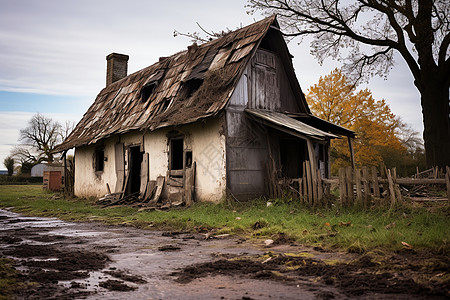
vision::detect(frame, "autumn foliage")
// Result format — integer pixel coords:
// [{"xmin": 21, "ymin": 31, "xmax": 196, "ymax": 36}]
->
[{"xmin": 307, "ymin": 69, "xmax": 411, "ymax": 174}]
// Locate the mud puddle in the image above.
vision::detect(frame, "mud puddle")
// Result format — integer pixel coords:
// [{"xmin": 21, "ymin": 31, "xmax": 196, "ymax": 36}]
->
[{"xmin": 0, "ymin": 209, "xmax": 448, "ymax": 299}]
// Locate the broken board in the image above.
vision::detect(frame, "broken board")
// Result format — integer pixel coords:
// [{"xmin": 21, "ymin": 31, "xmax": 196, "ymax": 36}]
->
[{"xmin": 139, "ymin": 153, "xmax": 149, "ymax": 198}]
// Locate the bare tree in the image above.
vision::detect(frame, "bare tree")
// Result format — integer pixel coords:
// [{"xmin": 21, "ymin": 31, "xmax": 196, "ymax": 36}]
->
[
  {"xmin": 3, "ymin": 156, "xmax": 14, "ymax": 176},
  {"xmin": 247, "ymin": 0, "xmax": 450, "ymax": 168},
  {"xmin": 18, "ymin": 113, "xmax": 63, "ymax": 164},
  {"xmin": 174, "ymin": 22, "xmax": 235, "ymax": 44}
]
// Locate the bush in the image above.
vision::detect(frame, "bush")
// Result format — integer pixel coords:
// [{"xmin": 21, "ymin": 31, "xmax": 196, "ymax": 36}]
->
[{"xmin": 0, "ymin": 175, "xmax": 43, "ymax": 185}]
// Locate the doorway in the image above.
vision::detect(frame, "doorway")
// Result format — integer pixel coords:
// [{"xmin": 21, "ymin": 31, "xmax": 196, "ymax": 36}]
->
[
  {"xmin": 279, "ymin": 138, "xmax": 307, "ymax": 178},
  {"xmin": 127, "ymin": 146, "xmax": 143, "ymax": 196}
]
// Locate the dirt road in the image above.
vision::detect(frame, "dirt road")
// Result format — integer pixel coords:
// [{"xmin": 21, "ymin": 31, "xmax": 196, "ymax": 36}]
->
[{"xmin": 0, "ymin": 209, "xmax": 447, "ymax": 299}]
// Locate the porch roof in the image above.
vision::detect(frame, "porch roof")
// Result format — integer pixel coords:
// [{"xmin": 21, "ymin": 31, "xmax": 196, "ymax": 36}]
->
[{"xmin": 245, "ymin": 109, "xmax": 339, "ymax": 140}]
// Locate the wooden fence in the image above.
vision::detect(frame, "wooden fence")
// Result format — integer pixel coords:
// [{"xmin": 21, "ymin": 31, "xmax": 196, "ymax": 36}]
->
[{"xmin": 280, "ymin": 162, "xmax": 450, "ymax": 207}]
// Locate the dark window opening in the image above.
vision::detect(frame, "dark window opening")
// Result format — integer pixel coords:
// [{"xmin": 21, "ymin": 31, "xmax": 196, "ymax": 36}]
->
[
  {"xmin": 279, "ymin": 139, "xmax": 307, "ymax": 178},
  {"xmin": 141, "ymin": 83, "xmax": 157, "ymax": 102},
  {"xmin": 170, "ymin": 138, "xmax": 184, "ymax": 171},
  {"xmin": 185, "ymin": 151, "xmax": 192, "ymax": 168},
  {"xmin": 94, "ymin": 148, "xmax": 104, "ymax": 172}
]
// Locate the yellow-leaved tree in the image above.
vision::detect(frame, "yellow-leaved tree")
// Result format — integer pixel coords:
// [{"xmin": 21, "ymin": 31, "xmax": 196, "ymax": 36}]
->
[{"xmin": 307, "ymin": 69, "xmax": 408, "ymax": 174}]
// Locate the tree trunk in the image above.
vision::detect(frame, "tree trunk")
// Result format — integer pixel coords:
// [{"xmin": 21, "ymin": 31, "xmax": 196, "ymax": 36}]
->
[{"xmin": 419, "ymin": 77, "xmax": 450, "ymax": 168}]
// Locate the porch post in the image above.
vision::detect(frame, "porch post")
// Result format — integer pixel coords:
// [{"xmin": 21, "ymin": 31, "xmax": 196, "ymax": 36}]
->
[
  {"xmin": 347, "ymin": 136, "xmax": 355, "ymax": 169},
  {"xmin": 306, "ymin": 138, "xmax": 317, "ymax": 179}
]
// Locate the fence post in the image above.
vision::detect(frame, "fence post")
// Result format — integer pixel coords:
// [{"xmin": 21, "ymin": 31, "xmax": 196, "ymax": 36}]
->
[
  {"xmin": 362, "ymin": 167, "xmax": 369, "ymax": 209},
  {"xmin": 306, "ymin": 161, "xmax": 313, "ymax": 205},
  {"xmin": 392, "ymin": 167, "xmax": 403, "ymax": 204},
  {"xmin": 346, "ymin": 167, "xmax": 354, "ymax": 205},
  {"xmin": 317, "ymin": 170, "xmax": 323, "ymax": 206},
  {"xmin": 355, "ymin": 168, "xmax": 362, "ymax": 206},
  {"xmin": 371, "ymin": 166, "xmax": 380, "ymax": 198},
  {"xmin": 387, "ymin": 169, "xmax": 396, "ymax": 209},
  {"xmin": 339, "ymin": 168, "xmax": 346, "ymax": 205}
]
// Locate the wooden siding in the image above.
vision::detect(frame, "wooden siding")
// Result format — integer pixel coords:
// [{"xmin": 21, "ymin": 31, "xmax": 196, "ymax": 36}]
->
[{"xmin": 248, "ymin": 49, "xmax": 300, "ymax": 113}]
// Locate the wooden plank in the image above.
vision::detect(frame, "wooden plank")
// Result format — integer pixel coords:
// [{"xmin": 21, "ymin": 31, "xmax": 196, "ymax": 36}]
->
[
  {"xmin": 305, "ymin": 160, "xmax": 313, "ymax": 205},
  {"xmin": 114, "ymin": 143, "xmax": 125, "ymax": 193},
  {"xmin": 150, "ymin": 176, "xmax": 165, "ymax": 203},
  {"xmin": 347, "ymin": 137, "xmax": 355, "ymax": 170},
  {"xmin": 317, "ymin": 169, "xmax": 323, "ymax": 205},
  {"xmin": 306, "ymin": 140, "xmax": 318, "ymax": 205},
  {"xmin": 184, "ymin": 162, "xmax": 196, "ymax": 206},
  {"xmin": 139, "ymin": 153, "xmax": 149, "ymax": 198},
  {"xmin": 144, "ymin": 180, "xmax": 156, "ymax": 201},
  {"xmin": 338, "ymin": 168, "xmax": 346, "ymax": 205},
  {"xmin": 355, "ymin": 168, "xmax": 362, "ymax": 206},
  {"xmin": 392, "ymin": 167, "xmax": 403, "ymax": 204},
  {"xmin": 387, "ymin": 169, "xmax": 396, "ymax": 209},
  {"xmin": 302, "ymin": 162, "xmax": 307, "ymax": 204},
  {"xmin": 362, "ymin": 167, "xmax": 369, "ymax": 209},
  {"xmin": 377, "ymin": 178, "xmax": 446, "ymax": 184},
  {"xmin": 346, "ymin": 167, "xmax": 354, "ymax": 204},
  {"xmin": 371, "ymin": 166, "xmax": 380, "ymax": 197}
]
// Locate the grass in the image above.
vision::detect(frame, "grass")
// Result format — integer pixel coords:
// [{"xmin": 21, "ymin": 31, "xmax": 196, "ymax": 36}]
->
[
  {"xmin": 0, "ymin": 258, "xmax": 22, "ymax": 300},
  {"xmin": 0, "ymin": 185, "xmax": 448, "ymax": 254}
]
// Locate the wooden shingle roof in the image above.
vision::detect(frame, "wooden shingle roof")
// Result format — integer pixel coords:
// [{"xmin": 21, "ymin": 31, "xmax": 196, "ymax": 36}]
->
[{"xmin": 56, "ymin": 16, "xmax": 277, "ymax": 151}]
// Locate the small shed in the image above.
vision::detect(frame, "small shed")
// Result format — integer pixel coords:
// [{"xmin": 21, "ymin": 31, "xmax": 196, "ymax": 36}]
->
[{"xmin": 43, "ymin": 171, "xmax": 62, "ymax": 191}]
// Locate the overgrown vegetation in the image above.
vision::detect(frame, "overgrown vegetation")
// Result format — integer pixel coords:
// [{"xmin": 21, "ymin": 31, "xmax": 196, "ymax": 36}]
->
[
  {"xmin": 0, "ymin": 185, "xmax": 448, "ymax": 254},
  {"xmin": 0, "ymin": 258, "xmax": 22, "ymax": 300}
]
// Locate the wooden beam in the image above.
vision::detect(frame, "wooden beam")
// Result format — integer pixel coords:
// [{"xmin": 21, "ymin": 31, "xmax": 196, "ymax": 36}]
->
[{"xmin": 347, "ymin": 136, "xmax": 355, "ymax": 169}]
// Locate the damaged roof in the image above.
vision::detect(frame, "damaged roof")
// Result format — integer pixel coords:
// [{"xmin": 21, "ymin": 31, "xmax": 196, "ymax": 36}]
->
[{"xmin": 56, "ymin": 16, "xmax": 304, "ymax": 151}]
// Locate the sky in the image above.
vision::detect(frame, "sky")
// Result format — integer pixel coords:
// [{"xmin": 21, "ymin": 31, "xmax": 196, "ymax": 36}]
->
[{"xmin": 0, "ymin": 0, "xmax": 422, "ymax": 169}]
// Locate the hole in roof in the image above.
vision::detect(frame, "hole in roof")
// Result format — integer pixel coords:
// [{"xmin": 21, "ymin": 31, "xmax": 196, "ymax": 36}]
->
[
  {"xmin": 158, "ymin": 97, "xmax": 173, "ymax": 113},
  {"xmin": 141, "ymin": 82, "xmax": 157, "ymax": 102},
  {"xmin": 184, "ymin": 78, "xmax": 203, "ymax": 99}
]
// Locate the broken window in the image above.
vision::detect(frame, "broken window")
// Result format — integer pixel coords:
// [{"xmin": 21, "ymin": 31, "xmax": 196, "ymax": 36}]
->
[
  {"xmin": 185, "ymin": 151, "xmax": 192, "ymax": 168},
  {"xmin": 94, "ymin": 148, "xmax": 105, "ymax": 172}
]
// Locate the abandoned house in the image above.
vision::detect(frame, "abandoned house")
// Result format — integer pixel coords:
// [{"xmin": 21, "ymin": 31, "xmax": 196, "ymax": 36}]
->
[{"xmin": 55, "ymin": 16, "xmax": 354, "ymax": 203}]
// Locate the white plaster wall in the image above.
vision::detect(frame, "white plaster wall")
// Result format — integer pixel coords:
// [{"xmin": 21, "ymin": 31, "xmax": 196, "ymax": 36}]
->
[
  {"xmin": 74, "ymin": 117, "xmax": 227, "ymax": 202},
  {"xmin": 74, "ymin": 140, "xmax": 117, "ymax": 198}
]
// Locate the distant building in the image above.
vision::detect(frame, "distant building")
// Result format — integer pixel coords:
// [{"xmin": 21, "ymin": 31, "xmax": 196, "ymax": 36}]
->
[
  {"xmin": 31, "ymin": 163, "xmax": 63, "ymax": 177},
  {"xmin": 0, "ymin": 170, "xmax": 7, "ymax": 175}
]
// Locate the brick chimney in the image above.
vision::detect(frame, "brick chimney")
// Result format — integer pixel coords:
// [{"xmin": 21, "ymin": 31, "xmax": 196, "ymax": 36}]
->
[{"xmin": 106, "ymin": 53, "xmax": 129, "ymax": 86}]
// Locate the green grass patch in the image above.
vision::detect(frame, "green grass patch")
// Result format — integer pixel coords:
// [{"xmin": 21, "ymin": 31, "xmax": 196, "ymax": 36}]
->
[
  {"xmin": 0, "ymin": 185, "xmax": 448, "ymax": 254},
  {"xmin": 0, "ymin": 258, "xmax": 21, "ymax": 300}
]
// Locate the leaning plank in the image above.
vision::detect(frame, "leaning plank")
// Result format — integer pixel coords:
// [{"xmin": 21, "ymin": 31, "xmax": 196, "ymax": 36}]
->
[
  {"xmin": 144, "ymin": 180, "xmax": 157, "ymax": 201},
  {"xmin": 184, "ymin": 162, "xmax": 196, "ymax": 207},
  {"xmin": 139, "ymin": 153, "xmax": 149, "ymax": 198},
  {"xmin": 387, "ymin": 169, "xmax": 396, "ymax": 209},
  {"xmin": 114, "ymin": 143, "xmax": 125, "ymax": 193},
  {"xmin": 152, "ymin": 176, "xmax": 165, "ymax": 203}
]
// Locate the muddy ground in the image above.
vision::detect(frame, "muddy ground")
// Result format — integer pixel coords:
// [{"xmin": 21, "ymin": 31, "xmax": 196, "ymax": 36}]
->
[{"xmin": 0, "ymin": 209, "xmax": 448, "ymax": 299}]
